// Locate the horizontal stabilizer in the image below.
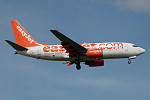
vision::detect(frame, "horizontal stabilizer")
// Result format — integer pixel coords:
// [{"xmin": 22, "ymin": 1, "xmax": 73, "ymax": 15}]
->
[{"xmin": 5, "ymin": 40, "xmax": 28, "ymax": 51}]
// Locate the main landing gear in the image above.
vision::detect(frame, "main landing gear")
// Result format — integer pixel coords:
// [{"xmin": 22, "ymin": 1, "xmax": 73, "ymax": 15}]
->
[
  {"xmin": 75, "ymin": 56, "xmax": 81, "ymax": 70},
  {"xmin": 76, "ymin": 64, "xmax": 81, "ymax": 70}
]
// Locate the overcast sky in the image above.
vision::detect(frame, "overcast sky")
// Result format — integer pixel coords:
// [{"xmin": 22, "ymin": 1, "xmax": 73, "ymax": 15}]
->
[{"xmin": 0, "ymin": 0, "xmax": 150, "ymax": 100}]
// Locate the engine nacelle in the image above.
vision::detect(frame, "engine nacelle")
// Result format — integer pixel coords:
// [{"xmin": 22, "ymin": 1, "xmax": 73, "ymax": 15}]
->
[
  {"xmin": 85, "ymin": 59, "xmax": 104, "ymax": 67},
  {"xmin": 86, "ymin": 48, "xmax": 103, "ymax": 58}
]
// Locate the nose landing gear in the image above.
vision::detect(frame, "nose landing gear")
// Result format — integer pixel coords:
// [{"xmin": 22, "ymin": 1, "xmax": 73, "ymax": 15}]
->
[
  {"xmin": 128, "ymin": 58, "xmax": 131, "ymax": 64},
  {"xmin": 128, "ymin": 56, "xmax": 136, "ymax": 64}
]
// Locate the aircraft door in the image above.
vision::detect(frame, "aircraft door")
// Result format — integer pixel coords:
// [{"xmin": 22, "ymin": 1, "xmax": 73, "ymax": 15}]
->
[
  {"xmin": 36, "ymin": 48, "xmax": 41, "ymax": 58},
  {"xmin": 125, "ymin": 44, "xmax": 128, "ymax": 51}
]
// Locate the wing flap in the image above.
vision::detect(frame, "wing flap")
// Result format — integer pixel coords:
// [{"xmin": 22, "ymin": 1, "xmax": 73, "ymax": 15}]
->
[
  {"xmin": 50, "ymin": 30, "xmax": 87, "ymax": 57},
  {"xmin": 61, "ymin": 41, "xmax": 78, "ymax": 56}
]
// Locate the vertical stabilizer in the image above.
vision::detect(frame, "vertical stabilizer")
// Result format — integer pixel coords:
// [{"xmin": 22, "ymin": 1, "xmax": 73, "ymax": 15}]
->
[{"xmin": 11, "ymin": 20, "xmax": 40, "ymax": 47}]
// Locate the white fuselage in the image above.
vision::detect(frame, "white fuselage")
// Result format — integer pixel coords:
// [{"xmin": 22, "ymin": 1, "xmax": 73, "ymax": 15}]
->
[{"xmin": 16, "ymin": 42, "xmax": 145, "ymax": 62}]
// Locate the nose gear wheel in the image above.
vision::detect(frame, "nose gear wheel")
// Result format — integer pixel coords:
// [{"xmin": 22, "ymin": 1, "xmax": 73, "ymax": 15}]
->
[{"xmin": 128, "ymin": 58, "xmax": 131, "ymax": 64}]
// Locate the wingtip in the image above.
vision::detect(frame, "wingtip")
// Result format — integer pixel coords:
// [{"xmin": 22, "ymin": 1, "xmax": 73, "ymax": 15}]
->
[
  {"xmin": 49, "ymin": 30, "xmax": 59, "ymax": 34},
  {"xmin": 49, "ymin": 29, "xmax": 57, "ymax": 31}
]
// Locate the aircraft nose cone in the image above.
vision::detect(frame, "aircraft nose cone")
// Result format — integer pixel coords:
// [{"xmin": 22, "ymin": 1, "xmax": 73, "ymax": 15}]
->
[
  {"xmin": 142, "ymin": 48, "xmax": 146, "ymax": 53},
  {"xmin": 140, "ymin": 48, "xmax": 146, "ymax": 54}
]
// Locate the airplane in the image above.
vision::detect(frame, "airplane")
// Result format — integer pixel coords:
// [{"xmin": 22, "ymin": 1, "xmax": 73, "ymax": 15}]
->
[{"xmin": 6, "ymin": 20, "xmax": 146, "ymax": 70}]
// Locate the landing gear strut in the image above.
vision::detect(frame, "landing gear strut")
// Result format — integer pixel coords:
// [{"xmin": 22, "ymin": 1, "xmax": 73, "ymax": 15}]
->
[
  {"xmin": 128, "ymin": 58, "xmax": 131, "ymax": 64},
  {"xmin": 75, "ymin": 56, "xmax": 81, "ymax": 70},
  {"xmin": 76, "ymin": 64, "xmax": 81, "ymax": 70}
]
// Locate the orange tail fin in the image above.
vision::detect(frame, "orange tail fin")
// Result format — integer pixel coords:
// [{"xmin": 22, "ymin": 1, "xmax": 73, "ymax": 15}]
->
[{"xmin": 11, "ymin": 20, "xmax": 40, "ymax": 47}]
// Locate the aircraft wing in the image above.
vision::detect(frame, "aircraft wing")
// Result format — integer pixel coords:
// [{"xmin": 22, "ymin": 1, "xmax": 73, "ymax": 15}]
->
[{"xmin": 50, "ymin": 30, "xmax": 87, "ymax": 56}]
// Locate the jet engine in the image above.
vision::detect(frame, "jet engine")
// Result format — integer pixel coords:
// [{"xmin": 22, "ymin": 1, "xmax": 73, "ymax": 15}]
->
[{"xmin": 85, "ymin": 59, "xmax": 104, "ymax": 67}]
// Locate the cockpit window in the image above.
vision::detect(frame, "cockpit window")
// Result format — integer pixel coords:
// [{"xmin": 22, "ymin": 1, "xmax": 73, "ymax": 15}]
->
[{"xmin": 133, "ymin": 45, "xmax": 139, "ymax": 47}]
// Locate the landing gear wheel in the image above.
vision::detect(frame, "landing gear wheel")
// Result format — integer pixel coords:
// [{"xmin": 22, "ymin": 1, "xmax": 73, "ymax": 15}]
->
[
  {"xmin": 75, "ymin": 56, "xmax": 81, "ymax": 70},
  {"xmin": 128, "ymin": 60, "xmax": 131, "ymax": 64},
  {"xmin": 76, "ymin": 65, "xmax": 81, "ymax": 70}
]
